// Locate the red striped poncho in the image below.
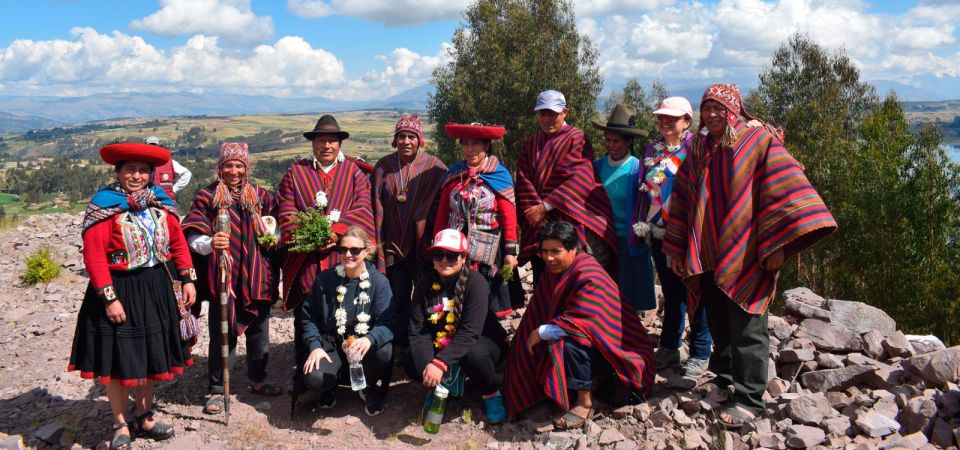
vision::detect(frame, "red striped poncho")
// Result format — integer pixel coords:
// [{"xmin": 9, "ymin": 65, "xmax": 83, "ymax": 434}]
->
[
  {"xmin": 277, "ymin": 158, "xmax": 374, "ymax": 310},
  {"xmin": 371, "ymin": 151, "xmax": 447, "ymax": 271},
  {"xmin": 502, "ymin": 253, "xmax": 655, "ymax": 416},
  {"xmin": 662, "ymin": 121, "xmax": 837, "ymax": 315},
  {"xmin": 181, "ymin": 183, "xmax": 278, "ymax": 335},
  {"xmin": 516, "ymin": 125, "xmax": 618, "ymax": 265}
]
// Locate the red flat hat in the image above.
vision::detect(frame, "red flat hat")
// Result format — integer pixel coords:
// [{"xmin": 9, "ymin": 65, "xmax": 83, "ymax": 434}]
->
[
  {"xmin": 99, "ymin": 143, "xmax": 171, "ymax": 166},
  {"xmin": 444, "ymin": 123, "xmax": 506, "ymax": 140}
]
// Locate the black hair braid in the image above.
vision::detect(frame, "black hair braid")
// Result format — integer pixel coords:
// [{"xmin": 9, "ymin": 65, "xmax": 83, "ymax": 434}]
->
[{"xmin": 451, "ymin": 263, "xmax": 469, "ymax": 325}]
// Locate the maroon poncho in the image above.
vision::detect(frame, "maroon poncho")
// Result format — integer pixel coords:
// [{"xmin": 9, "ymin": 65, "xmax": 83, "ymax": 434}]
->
[
  {"xmin": 515, "ymin": 125, "xmax": 618, "ymax": 265},
  {"xmin": 371, "ymin": 151, "xmax": 447, "ymax": 271},
  {"xmin": 662, "ymin": 121, "xmax": 837, "ymax": 315},
  {"xmin": 502, "ymin": 253, "xmax": 655, "ymax": 416},
  {"xmin": 277, "ymin": 158, "xmax": 374, "ymax": 310}
]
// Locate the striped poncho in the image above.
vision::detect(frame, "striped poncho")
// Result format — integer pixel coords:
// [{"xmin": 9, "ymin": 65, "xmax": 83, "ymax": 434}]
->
[
  {"xmin": 181, "ymin": 183, "xmax": 278, "ymax": 335},
  {"xmin": 371, "ymin": 151, "xmax": 447, "ymax": 271},
  {"xmin": 662, "ymin": 120, "xmax": 837, "ymax": 315},
  {"xmin": 515, "ymin": 125, "xmax": 618, "ymax": 265},
  {"xmin": 501, "ymin": 253, "xmax": 655, "ymax": 416},
  {"xmin": 277, "ymin": 158, "xmax": 374, "ymax": 310}
]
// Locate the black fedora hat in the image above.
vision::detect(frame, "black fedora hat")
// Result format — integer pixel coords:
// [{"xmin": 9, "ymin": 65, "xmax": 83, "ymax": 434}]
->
[
  {"xmin": 303, "ymin": 114, "xmax": 350, "ymax": 141},
  {"xmin": 592, "ymin": 104, "xmax": 649, "ymax": 137}
]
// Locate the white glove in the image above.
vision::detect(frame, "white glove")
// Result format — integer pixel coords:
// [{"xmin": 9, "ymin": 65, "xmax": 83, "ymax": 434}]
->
[
  {"xmin": 632, "ymin": 221, "xmax": 651, "ymax": 238},
  {"xmin": 650, "ymin": 224, "xmax": 666, "ymax": 241}
]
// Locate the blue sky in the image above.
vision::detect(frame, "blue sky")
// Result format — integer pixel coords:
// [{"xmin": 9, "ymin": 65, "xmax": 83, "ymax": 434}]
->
[{"xmin": 0, "ymin": 0, "xmax": 958, "ymax": 100}]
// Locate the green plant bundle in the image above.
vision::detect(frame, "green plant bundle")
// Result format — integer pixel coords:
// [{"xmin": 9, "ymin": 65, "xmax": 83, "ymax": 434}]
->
[
  {"xmin": 288, "ymin": 208, "xmax": 332, "ymax": 253},
  {"xmin": 256, "ymin": 232, "xmax": 278, "ymax": 247},
  {"xmin": 500, "ymin": 263, "xmax": 514, "ymax": 282},
  {"xmin": 21, "ymin": 247, "xmax": 61, "ymax": 285}
]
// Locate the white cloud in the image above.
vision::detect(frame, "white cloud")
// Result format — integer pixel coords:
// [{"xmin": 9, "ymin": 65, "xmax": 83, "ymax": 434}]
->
[
  {"xmin": 574, "ymin": 0, "xmax": 674, "ymax": 17},
  {"xmin": 131, "ymin": 0, "xmax": 273, "ymax": 45},
  {"xmin": 287, "ymin": 0, "xmax": 469, "ymax": 25},
  {"xmin": 0, "ymin": 28, "xmax": 343, "ymax": 96}
]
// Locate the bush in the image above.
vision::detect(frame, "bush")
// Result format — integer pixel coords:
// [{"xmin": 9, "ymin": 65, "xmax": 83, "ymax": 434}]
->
[{"xmin": 21, "ymin": 247, "xmax": 61, "ymax": 285}]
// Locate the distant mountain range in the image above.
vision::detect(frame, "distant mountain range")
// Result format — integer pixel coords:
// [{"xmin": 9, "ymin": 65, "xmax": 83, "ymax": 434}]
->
[{"xmin": 0, "ymin": 78, "xmax": 955, "ymax": 133}]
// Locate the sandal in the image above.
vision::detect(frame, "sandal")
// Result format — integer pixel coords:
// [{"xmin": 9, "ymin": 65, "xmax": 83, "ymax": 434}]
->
[
  {"xmin": 203, "ymin": 395, "xmax": 224, "ymax": 415},
  {"xmin": 553, "ymin": 406, "xmax": 594, "ymax": 430},
  {"xmin": 110, "ymin": 422, "xmax": 131, "ymax": 450},
  {"xmin": 249, "ymin": 383, "xmax": 283, "ymax": 397},
  {"xmin": 134, "ymin": 410, "xmax": 175, "ymax": 441},
  {"xmin": 718, "ymin": 405, "xmax": 758, "ymax": 429}
]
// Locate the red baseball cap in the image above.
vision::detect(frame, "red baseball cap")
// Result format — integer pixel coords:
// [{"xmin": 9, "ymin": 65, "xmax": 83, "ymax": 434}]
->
[{"xmin": 428, "ymin": 229, "xmax": 468, "ymax": 253}]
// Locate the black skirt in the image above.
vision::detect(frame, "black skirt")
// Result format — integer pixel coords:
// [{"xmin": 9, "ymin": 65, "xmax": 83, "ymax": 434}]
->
[{"xmin": 68, "ymin": 264, "xmax": 192, "ymax": 386}]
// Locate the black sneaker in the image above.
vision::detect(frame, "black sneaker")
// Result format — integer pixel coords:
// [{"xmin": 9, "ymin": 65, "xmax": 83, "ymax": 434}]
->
[
  {"xmin": 363, "ymin": 388, "xmax": 385, "ymax": 417},
  {"xmin": 317, "ymin": 389, "xmax": 337, "ymax": 409}
]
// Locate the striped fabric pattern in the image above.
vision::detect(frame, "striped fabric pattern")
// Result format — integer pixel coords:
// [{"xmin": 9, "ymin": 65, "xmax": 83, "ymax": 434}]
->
[
  {"xmin": 516, "ymin": 125, "xmax": 618, "ymax": 263},
  {"xmin": 502, "ymin": 253, "xmax": 655, "ymax": 416},
  {"xmin": 277, "ymin": 158, "xmax": 374, "ymax": 310},
  {"xmin": 182, "ymin": 183, "xmax": 278, "ymax": 335},
  {"xmin": 662, "ymin": 121, "xmax": 837, "ymax": 315},
  {"xmin": 372, "ymin": 151, "xmax": 447, "ymax": 271}
]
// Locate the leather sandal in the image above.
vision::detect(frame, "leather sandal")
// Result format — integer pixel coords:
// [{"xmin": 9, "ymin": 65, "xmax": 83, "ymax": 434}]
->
[
  {"xmin": 249, "ymin": 383, "xmax": 283, "ymax": 397},
  {"xmin": 203, "ymin": 395, "xmax": 224, "ymax": 415},
  {"xmin": 134, "ymin": 410, "xmax": 175, "ymax": 441},
  {"xmin": 553, "ymin": 406, "xmax": 595, "ymax": 430},
  {"xmin": 719, "ymin": 404, "xmax": 758, "ymax": 429},
  {"xmin": 110, "ymin": 422, "xmax": 131, "ymax": 450}
]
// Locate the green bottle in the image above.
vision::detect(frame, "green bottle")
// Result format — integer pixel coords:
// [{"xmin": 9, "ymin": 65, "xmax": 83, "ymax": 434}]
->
[{"xmin": 423, "ymin": 384, "xmax": 449, "ymax": 434}]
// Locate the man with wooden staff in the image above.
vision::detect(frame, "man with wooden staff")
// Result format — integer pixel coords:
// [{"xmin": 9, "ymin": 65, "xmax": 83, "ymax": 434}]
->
[{"xmin": 183, "ymin": 142, "xmax": 281, "ymax": 419}]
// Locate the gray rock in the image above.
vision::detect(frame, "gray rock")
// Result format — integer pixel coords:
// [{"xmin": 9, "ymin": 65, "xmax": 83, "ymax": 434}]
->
[
  {"xmin": 768, "ymin": 315, "xmax": 794, "ymax": 340},
  {"xmin": 0, "ymin": 434, "xmax": 25, "ymax": 450},
  {"xmin": 800, "ymin": 365, "xmax": 873, "ymax": 391},
  {"xmin": 901, "ymin": 346, "xmax": 960, "ymax": 386},
  {"xmin": 861, "ymin": 363, "xmax": 905, "ymax": 390},
  {"xmin": 785, "ymin": 299, "xmax": 831, "ymax": 321},
  {"xmin": 682, "ymin": 429, "xmax": 702, "ymax": 450},
  {"xmin": 756, "ymin": 432, "xmax": 785, "ymax": 448},
  {"xmin": 584, "ymin": 419, "xmax": 602, "ymax": 438},
  {"xmin": 598, "ymin": 428, "xmax": 627, "ymax": 445},
  {"xmin": 879, "ymin": 431, "xmax": 928, "ymax": 450},
  {"xmin": 882, "ymin": 331, "xmax": 914, "ymax": 358},
  {"xmin": 783, "ymin": 287, "xmax": 826, "ymax": 308},
  {"xmin": 862, "ymin": 330, "xmax": 886, "ymax": 360},
  {"xmin": 938, "ymin": 384, "xmax": 960, "ymax": 416},
  {"xmin": 899, "ymin": 396, "xmax": 937, "ymax": 435},
  {"xmin": 796, "ymin": 319, "xmax": 862, "ymax": 352},
  {"xmin": 613, "ymin": 441, "xmax": 638, "ymax": 450},
  {"xmin": 929, "ymin": 418, "xmax": 955, "ymax": 448},
  {"xmin": 826, "ymin": 391, "xmax": 852, "ymax": 409},
  {"xmin": 545, "ymin": 431, "xmax": 576, "ymax": 450},
  {"xmin": 673, "ymin": 409, "xmax": 694, "ymax": 428},
  {"xmin": 634, "ymin": 403, "xmax": 652, "ymax": 422},
  {"xmin": 650, "ymin": 410, "xmax": 672, "ymax": 428},
  {"xmin": 821, "ymin": 415, "xmax": 852, "ymax": 436},
  {"xmin": 816, "ymin": 353, "xmax": 844, "ymax": 369},
  {"xmin": 855, "ymin": 410, "xmax": 900, "ymax": 438},
  {"xmin": 906, "ymin": 335, "xmax": 946, "ymax": 355},
  {"xmin": 767, "ymin": 378, "xmax": 790, "ymax": 397},
  {"xmin": 32, "ymin": 422, "xmax": 65, "ymax": 444},
  {"xmin": 872, "ymin": 398, "xmax": 899, "ymax": 420},
  {"xmin": 780, "ymin": 348, "xmax": 815, "ymax": 363},
  {"xmin": 664, "ymin": 373, "xmax": 697, "ymax": 390},
  {"xmin": 786, "ymin": 424, "xmax": 825, "ymax": 448},
  {"xmin": 612, "ymin": 405, "xmax": 635, "ymax": 419},
  {"xmin": 826, "ymin": 299, "xmax": 896, "ymax": 336},
  {"xmin": 786, "ymin": 393, "xmax": 833, "ymax": 425}
]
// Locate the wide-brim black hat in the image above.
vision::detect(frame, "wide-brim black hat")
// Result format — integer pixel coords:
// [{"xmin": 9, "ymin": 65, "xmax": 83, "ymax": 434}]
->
[
  {"xmin": 303, "ymin": 114, "xmax": 350, "ymax": 141},
  {"xmin": 592, "ymin": 104, "xmax": 649, "ymax": 137}
]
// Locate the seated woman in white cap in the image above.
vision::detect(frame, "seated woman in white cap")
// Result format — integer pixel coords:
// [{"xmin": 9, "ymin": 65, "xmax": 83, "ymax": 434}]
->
[{"xmin": 405, "ymin": 229, "xmax": 510, "ymax": 425}]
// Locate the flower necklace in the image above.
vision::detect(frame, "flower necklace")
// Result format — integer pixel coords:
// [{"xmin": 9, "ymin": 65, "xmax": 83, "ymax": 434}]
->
[
  {"xmin": 427, "ymin": 281, "xmax": 458, "ymax": 350},
  {"xmin": 334, "ymin": 264, "xmax": 372, "ymax": 338}
]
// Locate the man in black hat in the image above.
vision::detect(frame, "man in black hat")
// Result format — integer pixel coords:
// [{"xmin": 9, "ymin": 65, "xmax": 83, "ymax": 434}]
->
[{"xmin": 276, "ymin": 114, "xmax": 376, "ymax": 397}]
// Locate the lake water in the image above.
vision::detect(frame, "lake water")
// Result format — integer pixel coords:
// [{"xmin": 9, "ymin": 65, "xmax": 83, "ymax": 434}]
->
[{"xmin": 947, "ymin": 144, "xmax": 959, "ymax": 163}]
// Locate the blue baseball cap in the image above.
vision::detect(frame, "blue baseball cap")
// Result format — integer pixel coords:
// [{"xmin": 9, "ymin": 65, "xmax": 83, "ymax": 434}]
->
[{"xmin": 534, "ymin": 90, "xmax": 566, "ymax": 113}]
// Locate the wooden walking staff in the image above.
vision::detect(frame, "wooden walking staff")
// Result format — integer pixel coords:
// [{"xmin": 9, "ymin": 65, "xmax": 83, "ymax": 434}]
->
[{"xmin": 216, "ymin": 210, "xmax": 232, "ymax": 424}]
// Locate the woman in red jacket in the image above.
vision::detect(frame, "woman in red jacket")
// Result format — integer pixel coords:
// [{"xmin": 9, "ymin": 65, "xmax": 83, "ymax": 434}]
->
[
  {"xmin": 434, "ymin": 123, "xmax": 518, "ymax": 316},
  {"xmin": 69, "ymin": 143, "xmax": 197, "ymax": 450}
]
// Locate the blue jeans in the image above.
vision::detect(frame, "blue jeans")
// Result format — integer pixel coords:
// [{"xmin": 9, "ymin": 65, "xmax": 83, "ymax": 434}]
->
[{"xmin": 651, "ymin": 239, "xmax": 712, "ymax": 360}]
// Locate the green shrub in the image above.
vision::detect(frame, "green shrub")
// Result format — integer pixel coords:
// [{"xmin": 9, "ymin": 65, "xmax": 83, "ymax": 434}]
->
[{"xmin": 21, "ymin": 247, "xmax": 61, "ymax": 285}]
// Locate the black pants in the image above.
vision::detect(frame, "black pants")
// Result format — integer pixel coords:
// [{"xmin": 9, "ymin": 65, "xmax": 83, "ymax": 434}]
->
[
  {"xmin": 303, "ymin": 342, "xmax": 393, "ymax": 393},
  {"xmin": 563, "ymin": 339, "xmax": 612, "ymax": 391},
  {"xmin": 208, "ymin": 300, "xmax": 272, "ymax": 393},
  {"xmin": 386, "ymin": 263, "xmax": 416, "ymax": 346},
  {"xmin": 404, "ymin": 336, "xmax": 506, "ymax": 396},
  {"xmin": 700, "ymin": 274, "xmax": 768, "ymax": 413}
]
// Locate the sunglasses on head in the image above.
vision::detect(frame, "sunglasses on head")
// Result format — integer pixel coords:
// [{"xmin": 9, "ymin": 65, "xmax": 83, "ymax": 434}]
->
[
  {"xmin": 337, "ymin": 246, "xmax": 366, "ymax": 256},
  {"xmin": 432, "ymin": 250, "xmax": 463, "ymax": 263}
]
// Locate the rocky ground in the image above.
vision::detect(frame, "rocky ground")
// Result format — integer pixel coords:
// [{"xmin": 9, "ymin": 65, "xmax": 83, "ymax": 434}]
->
[{"xmin": 0, "ymin": 213, "xmax": 958, "ymax": 449}]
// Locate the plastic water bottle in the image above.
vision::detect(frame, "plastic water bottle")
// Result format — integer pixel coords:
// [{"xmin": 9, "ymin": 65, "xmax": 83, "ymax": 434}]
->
[
  {"xmin": 348, "ymin": 353, "xmax": 366, "ymax": 391},
  {"xmin": 423, "ymin": 385, "xmax": 449, "ymax": 434}
]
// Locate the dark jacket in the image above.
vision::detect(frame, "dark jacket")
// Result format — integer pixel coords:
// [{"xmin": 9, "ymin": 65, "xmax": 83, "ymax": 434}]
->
[
  {"xmin": 300, "ymin": 261, "xmax": 394, "ymax": 353},
  {"xmin": 408, "ymin": 270, "xmax": 508, "ymax": 372}
]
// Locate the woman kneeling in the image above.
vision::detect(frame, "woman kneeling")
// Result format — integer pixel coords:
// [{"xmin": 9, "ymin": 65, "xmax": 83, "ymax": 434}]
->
[
  {"xmin": 406, "ymin": 229, "xmax": 509, "ymax": 424},
  {"xmin": 300, "ymin": 226, "xmax": 395, "ymax": 416}
]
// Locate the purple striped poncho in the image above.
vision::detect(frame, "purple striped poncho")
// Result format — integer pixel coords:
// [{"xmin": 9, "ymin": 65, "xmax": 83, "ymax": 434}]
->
[
  {"xmin": 181, "ymin": 183, "xmax": 278, "ymax": 335},
  {"xmin": 371, "ymin": 151, "xmax": 447, "ymax": 271},
  {"xmin": 515, "ymin": 125, "xmax": 618, "ymax": 265},
  {"xmin": 277, "ymin": 158, "xmax": 374, "ymax": 310},
  {"xmin": 662, "ymin": 120, "xmax": 837, "ymax": 315},
  {"xmin": 502, "ymin": 253, "xmax": 655, "ymax": 416}
]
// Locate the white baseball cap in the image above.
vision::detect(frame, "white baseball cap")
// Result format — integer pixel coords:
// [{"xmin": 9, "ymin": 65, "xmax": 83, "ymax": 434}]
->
[
  {"xmin": 145, "ymin": 136, "xmax": 161, "ymax": 145},
  {"xmin": 428, "ymin": 229, "xmax": 468, "ymax": 253},
  {"xmin": 652, "ymin": 97, "xmax": 693, "ymax": 118},
  {"xmin": 534, "ymin": 90, "xmax": 567, "ymax": 113}
]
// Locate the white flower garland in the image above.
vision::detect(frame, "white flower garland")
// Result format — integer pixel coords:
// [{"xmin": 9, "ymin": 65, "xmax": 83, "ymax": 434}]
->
[
  {"xmin": 315, "ymin": 191, "xmax": 328, "ymax": 208},
  {"xmin": 333, "ymin": 264, "xmax": 371, "ymax": 338}
]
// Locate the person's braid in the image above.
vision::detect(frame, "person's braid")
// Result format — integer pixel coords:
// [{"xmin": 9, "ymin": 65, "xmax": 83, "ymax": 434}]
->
[{"xmin": 452, "ymin": 263, "xmax": 469, "ymax": 323}]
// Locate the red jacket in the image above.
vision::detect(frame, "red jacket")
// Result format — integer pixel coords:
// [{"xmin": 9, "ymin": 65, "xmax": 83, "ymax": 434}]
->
[
  {"xmin": 153, "ymin": 161, "xmax": 176, "ymax": 200},
  {"xmin": 82, "ymin": 208, "xmax": 195, "ymax": 300}
]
